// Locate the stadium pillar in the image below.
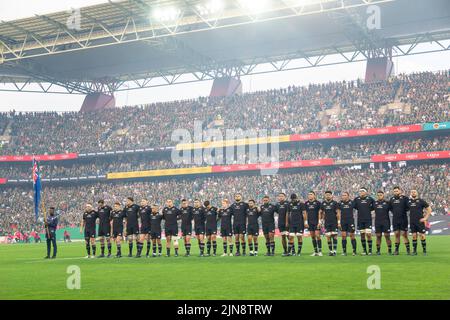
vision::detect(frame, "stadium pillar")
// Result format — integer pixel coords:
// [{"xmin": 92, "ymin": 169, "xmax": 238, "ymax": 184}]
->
[
  {"xmin": 210, "ymin": 77, "xmax": 242, "ymax": 97},
  {"xmin": 365, "ymin": 56, "xmax": 394, "ymax": 83},
  {"xmin": 80, "ymin": 92, "xmax": 116, "ymax": 112}
]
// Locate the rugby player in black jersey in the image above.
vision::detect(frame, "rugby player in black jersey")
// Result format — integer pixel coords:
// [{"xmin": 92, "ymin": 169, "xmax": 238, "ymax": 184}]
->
[
  {"xmin": 192, "ymin": 199, "xmax": 206, "ymax": 256},
  {"xmin": 124, "ymin": 197, "xmax": 140, "ymax": 257},
  {"xmin": 304, "ymin": 191, "xmax": 322, "ymax": 256},
  {"xmin": 110, "ymin": 202, "xmax": 126, "ymax": 258},
  {"xmin": 204, "ymin": 201, "xmax": 219, "ymax": 256},
  {"xmin": 374, "ymin": 191, "xmax": 393, "ymax": 255},
  {"xmin": 260, "ymin": 196, "xmax": 276, "ymax": 256},
  {"xmin": 339, "ymin": 192, "xmax": 357, "ymax": 256},
  {"xmin": 320, "ymin": 191, "xmax": 340, "ymax": 256},
  {"xmin": 218, "ymin": 199, "xmax": 233, "ymax": 256},
  {"xmin": 246, "ymin": 199, "xmax": 260, "ymax": 256},
  {"xmin": 180, "ymin": 199, "xmax": 194, "ymax": 256},
  {"xmin": 408, "ymin": 189, "xmax": 432, "ymax": 255},
  {"xmin": 353, "ymin": 188, "xmax": 375, "ymax": 255},
  {"xmin": 275, "ymin": 193, "xmax": 289, "ymax": 256},
  {"xmin": 97, "ymin": 200, "xmax": 112, "ymax": 258},
  {"xmin": 389, "ymin": 186, "xmax": 411, "ymax": 255},
  {"xmin": 150, "ymin": 205, "xmax": 163, "ymax": 257},
  {"xmin": 138, "ymin": 199, "xmax": 152, "ymax": 258},
  {"xmin": 80, "ymin": 203, "xmax": 98, "ymax": 258},
  {"xmin": 162, "ymin": 199, "xmax": 181, "ymax": 257},
  {"xmin": 230, "ymin": 193, "xmax": 248, "ymax": 256},
  {"xmin": 287, "ymin": 194, "xmax": 306, "ymax": 256}
]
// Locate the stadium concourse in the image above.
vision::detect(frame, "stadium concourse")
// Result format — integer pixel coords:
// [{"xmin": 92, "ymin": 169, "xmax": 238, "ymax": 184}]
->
[{"xmin": 0, "ymin": 70, "xmax": 448, "ymax": 240}]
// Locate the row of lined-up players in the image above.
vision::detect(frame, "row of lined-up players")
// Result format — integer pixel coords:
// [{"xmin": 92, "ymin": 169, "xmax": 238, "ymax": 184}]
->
[{"xmin": 79, "ymin": 187, "xmax": 431, "ymax": 258}]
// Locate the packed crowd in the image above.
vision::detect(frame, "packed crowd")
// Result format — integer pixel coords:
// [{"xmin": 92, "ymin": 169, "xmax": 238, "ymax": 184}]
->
[
  {"xmin": 1, "ymin": 135, "xmax": 448, "ymax": 179},
  {"xmin": 0, "ymin": 116, "xmax": 8, "ymax": 136},
  {"xmin": 0, "ymin": 163, "xmax": 447, "ymax": 233},
  {"xmin": 0, "ymin": 70, "xmax": 448, "ymax": 155},
  {"xmin": 0, "ymin": 230, "xmax": 41, "ymax": 243},
  {"xmin": 280, "ymin": 135, "xmax": 450, "ymax": 162}
]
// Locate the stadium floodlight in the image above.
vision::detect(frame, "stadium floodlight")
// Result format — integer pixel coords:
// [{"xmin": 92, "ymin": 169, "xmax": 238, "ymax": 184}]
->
[
  {"xmin": 238, "ymin": 0, "xmax": 272, "ymax": 15},
  {"xmin": 196, "ymin": 0, "xmax": 224, "ymax": 16},
  {"xmin": 152, "ymin": 6, "xmax": 181, "ymax": 22}
]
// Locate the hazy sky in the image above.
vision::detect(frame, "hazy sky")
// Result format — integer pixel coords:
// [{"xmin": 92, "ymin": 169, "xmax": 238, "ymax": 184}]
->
[{"xmin": 0, "ymin": 0, "xmax": 449, "ymax": 112}]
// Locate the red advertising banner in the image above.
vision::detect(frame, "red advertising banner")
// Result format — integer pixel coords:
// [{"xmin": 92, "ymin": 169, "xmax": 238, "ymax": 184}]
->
[
  {"xmin": 0, "ymin": 178, "xmax": 7, "ymax": 184},
  {"xmin": 290, "ymin": 124, "xmax": 423, "ymax": 142},
  {"xmin": 371, "ymin": 151, "xmax": 450, "ymax": 162},
  {"xmin": 212, "ymin": 158, "xmax": 334, "ymax": 173},
  {"xmin": 0, "ymin": 153, "xmax": 78, "ymax": 162}
]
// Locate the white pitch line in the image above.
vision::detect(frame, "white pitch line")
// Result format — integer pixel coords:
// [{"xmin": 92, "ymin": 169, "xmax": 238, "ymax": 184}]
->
[{"xmin": 22, "ymin": 257, "xmax": 90, "ymax": 263}]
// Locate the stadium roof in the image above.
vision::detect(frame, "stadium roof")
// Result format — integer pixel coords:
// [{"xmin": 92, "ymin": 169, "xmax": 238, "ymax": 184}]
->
[{"xmin": 0, "ymin": 0, "xmax": 449, "ymax": 94}]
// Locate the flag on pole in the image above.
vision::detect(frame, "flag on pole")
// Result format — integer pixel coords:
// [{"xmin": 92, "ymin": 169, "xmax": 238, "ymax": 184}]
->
[{"xmin": 32, "ymin": 158, "xmax": 42, "ymax": 221}]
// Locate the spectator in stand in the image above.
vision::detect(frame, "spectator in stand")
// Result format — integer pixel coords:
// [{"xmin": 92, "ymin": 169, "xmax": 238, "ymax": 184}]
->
[
  {"xmin": 30, "ymin": 230, "xmax": 41, "ymax": 243},
  {"xmin": 14, "ymin": 230, "xmax": 21, "ymax": 243}
]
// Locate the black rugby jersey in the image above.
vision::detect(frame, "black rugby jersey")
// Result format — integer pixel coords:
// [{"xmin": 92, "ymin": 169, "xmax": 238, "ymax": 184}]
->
[
  {"xmin": 97, "ymin": 205, "xmax": 112, "ymax": 228},
  {"xmin": 83, "ymin": 210, "xmax": 98, "ymax": 231},
  {"xmin": 353, "ymin": 196, "xmax": 375, "ymax": 221},
  {"xmin": 304, "ymin": 200, "xmax": 321, "ymax": 224}
]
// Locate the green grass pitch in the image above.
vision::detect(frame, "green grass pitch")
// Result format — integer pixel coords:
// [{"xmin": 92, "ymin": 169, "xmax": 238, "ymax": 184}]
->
[{"xmin": 1, "ymin": 236, "xmax": 449, "ymax": 300}]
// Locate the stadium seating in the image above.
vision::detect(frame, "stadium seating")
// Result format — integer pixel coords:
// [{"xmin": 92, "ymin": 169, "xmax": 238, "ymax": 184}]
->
[
  {"xmin": 0, "ymin": 136, "xmax": 448, "ymax": 179},
  {"xmin": 0, "ymin": 163, "xmax": 447, "ymax": 233},
  {"xmin": 0, "ymin": 71, "xmax": 448, "ymax": 155}
]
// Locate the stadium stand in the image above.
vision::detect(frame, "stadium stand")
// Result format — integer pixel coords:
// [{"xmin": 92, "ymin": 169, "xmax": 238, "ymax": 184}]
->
[
  {"xmin": 0, "ymin": 135, "xmax": 449, "ymax": 179},
  {"xmin": 0, "ymin": 71, "xmax": 448, "ymax": 155},
  {"xmin": 0, "ymin": 163, "xmax": 447, "ymax": 234}
]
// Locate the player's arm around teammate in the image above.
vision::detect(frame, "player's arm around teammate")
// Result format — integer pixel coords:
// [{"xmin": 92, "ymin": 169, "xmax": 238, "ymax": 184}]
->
[
  {"xmin": 318, "ymin": 203, "xmax": 325, "ymax": 255},
  {"xmin": 336, "ymin": 206, "xmax": 341, "ymax": 254}
]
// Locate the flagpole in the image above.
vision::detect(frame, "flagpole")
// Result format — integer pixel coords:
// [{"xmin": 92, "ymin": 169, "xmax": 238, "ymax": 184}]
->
[
  {"xmin": 33, "ymin": 157, "xmax": 50, "ymax": 238},
  {"xmin": 41, "ymin": 190, "xmax": 50, "ymax": 239}
]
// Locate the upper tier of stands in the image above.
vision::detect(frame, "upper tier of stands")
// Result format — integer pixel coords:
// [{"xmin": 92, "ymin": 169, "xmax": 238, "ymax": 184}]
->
[{"xmin": 0, "ymin": 70, "xmax": 448, "ymax": 155}]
